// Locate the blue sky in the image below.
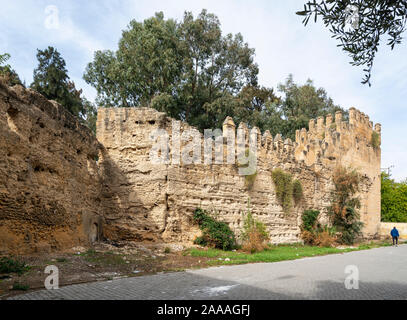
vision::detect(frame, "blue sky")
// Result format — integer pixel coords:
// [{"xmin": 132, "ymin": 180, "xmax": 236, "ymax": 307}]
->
[{"xmin": 1, "ymin": 0, "xmax": 406, "ymax": 181}]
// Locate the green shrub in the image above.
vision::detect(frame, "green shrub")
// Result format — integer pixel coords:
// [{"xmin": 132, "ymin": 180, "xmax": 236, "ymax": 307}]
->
[
  {"xmin": 237, "ymin": 149, "xmax": 258, "ymax": 190},
  {"xmin": 381, "ymin": 172, "xmax": 407, "ymax": 222},
  {"xmin": 329, "ymin": 167, "xmax": 364, "ymax": 245},
  {"xmin": 0, "ymin": 257, "xmax": 30, "ymax": 275},
  {"xmin": 272, "ymin": 169, "xmax": 303, "ymax": 214},
  {"xmin": 371, "ymin": 131, "xmax": 380, "ymax": 150},
  {"xmin": 292, "ymin": 179, "xmax": 304, "ymax": 205},
  {"xmin": 302, "ymin": 210, "xmax": 320, "ymax": 232},
  {"xmin": 272, "ymin": 169, "xmax": 293, "ymax": 214},
  {"xmin": 301, "ymin": 210, "xmax": 337, "ymax": 246},
  {"xmin": 12, "ymin": 282, "xmax": 30, "ymax": 291},
  {"xmin": 164, "ymin": 247, "xmax": 171, "ymax": 254},
  {"xmin": 193, "ymin": 208, "xmax": 236, "ymax": 251}
]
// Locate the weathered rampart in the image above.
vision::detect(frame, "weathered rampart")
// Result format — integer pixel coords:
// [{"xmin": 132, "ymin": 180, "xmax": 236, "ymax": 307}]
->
[
  {"xmin": 0, "ymin": 79, "xmax": 382, "ymax": 253},
  {"xmin": 96, "ymin": 106, "xmax": 381, "ymax": 244},
  {"xmin": 0, "ymin": 81, "xmax": 104, "ymax": 254}
]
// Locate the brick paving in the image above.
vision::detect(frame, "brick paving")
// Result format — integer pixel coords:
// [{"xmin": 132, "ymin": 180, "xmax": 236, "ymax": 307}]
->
[{"xmin": 10, "ymin": 245, "xmax": 407, "ymax": 300}]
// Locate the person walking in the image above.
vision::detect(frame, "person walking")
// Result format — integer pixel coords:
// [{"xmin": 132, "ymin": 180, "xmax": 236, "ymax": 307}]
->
[{"xmin": 391, "ymin": 227, "xmax": 400, "ymax": 247}]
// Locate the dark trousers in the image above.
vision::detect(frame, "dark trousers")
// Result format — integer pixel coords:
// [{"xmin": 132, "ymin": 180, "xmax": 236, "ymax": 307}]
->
[{"xmin": 392, "ymin": 237, "xmax": 399, "ymax": 245}]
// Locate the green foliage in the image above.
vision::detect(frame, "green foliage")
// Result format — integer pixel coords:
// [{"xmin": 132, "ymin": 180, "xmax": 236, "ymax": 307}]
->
[
  {"xmin": 0, "ymin": 257, "xmax": 30, "ymax": 275},
  {"xmin": 272, "ymin": 169, "xmax": 293, "ymax": 214},
  {"xmin": 271, "ymin": 74, "xmax": 347, "ymax": 141},
  {"xmin": 30, "ymin": 46, "xmax": 97, "ymax": 133},
  {"xmin": 381, "ymin": 172, "xmax": 407, "ymax": 223},
  {"xmin": 12, "ymin": 282, "xmax": 30, "ymax": 291},
  {"xmin": 81, "ymin": 98, "xmax": 97, "ymax": 134},
  {"xmin": 302, "ymin": 210, "xmax": 320, "ymax": 232},
  {"xmin": 164, "ymin": 247, "xmax": 171, "ymax": 254},
  {"xmin": 329, "ymin": 167, "xmax": 363, "ymax": 245},
  {"xmin": 301, "ymin": 210, "xmax": 337, "ymax": 247},
  {"xmin": 193, "ymin": 208, "xmax": 236, "ymax": 251},
  {"xmin": 0, "ymin": 53, "xmax": 10, "ymax": 65},
  {"xmin": 31, "ymin": 46, "xmax": 83, "ymax": 116},
  {"xmin": 84, "ymin": 10, "xmax": 264, "ymax": 131},
  {"xmin": 371, "ymin": 131, "xmax": 380, "ymax": 150},
  {"xmin": 272, "ymin": 169, "xmax": 303, "ymax": 214},
  {"xmin": 187, "ymin": 242, "xmax": 390, "ymax": 265},
  {"xmin": 297, "ymin": 1, "xmax": 407, "ymax": 86},
  {"xmin": 237, "ymin": 149, "xmax": 258, "ymax": 190},
  {"xmin": 0, "ymin": 53, "xmax": 23, "ymax": 86},
  {"xmin": 241, "ymin": 211, "xmax": 269, "ymax": 242},
  {"xmin": 84, "ymin": 11, "xmax": 343, "ymax": 140},
  {"xmin": 244, "ymin": 173, "xmax": 257, "ymax": 190},
  {"xmin": 292, "ymin": 179, "xmax": 304, "ymax": 205}
]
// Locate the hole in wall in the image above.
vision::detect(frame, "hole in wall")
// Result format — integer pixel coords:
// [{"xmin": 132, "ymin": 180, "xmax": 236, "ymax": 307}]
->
[
  {"xmin": 89, "ymin": 223, "xmax": 99, "ymax": 244},
  {"xmin": 6, "ymin": 107, "xmax": 20, "ymax": 134},
  {"xmin": 6, "ymin": 106, "xmax": 19, "ymax": 118}
]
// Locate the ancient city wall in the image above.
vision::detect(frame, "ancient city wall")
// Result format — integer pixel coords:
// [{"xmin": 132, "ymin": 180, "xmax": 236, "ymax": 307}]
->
[
  {"xmin": 0, "ymin": 81, "xmax": 104, "ymax": 254},
  {"xmin": 0, "ymin": 79, "xmax": 382, "ymax": 253},
  {"xmin": 97, "ymin": 106, "xmax": 382, "ymax": 245}
]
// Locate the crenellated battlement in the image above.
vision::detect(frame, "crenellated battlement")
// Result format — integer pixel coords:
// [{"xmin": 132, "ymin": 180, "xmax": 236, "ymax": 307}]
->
[
  {"xmin": 97, "ymin": 106, "xmax": 381, "ymax": 243},
  {"xmin": 97, "ymin": 106, "xmax": 381, "ymax": 172}
]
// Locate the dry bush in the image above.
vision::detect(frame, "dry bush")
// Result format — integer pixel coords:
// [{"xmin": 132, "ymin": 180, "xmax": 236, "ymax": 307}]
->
[
  {"xmin": 241, "ymin": 202, "xmax": 269, "ymax": 253},
  {"xmin": 301, "ymin": 230, "xmax": 316, "ymax": 245},
  {"xmin": 314, "ymin": 230, "xmax": 337, "ymax": 248},
  {"xmin": 242, "ymin": 230, "xmax": 269, "ymax": 253}
]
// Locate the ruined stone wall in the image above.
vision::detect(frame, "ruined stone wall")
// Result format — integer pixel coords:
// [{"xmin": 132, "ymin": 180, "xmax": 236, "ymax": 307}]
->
[
  {"xmin": 0, "ymin": 81, "xmax": 104, "ymax": 254},
  {"xmin": 97, "ymin": 106, "xmax": 381, "ymax": 244},
  {"xmin": 0, "ymin": 77, "xmax": 381, "ymax": 253}
]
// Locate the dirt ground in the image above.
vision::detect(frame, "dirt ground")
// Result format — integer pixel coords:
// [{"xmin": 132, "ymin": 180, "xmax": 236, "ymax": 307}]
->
[{"xmin": 0, "ymin": 241, "xmax": 212, "ymax": 300}]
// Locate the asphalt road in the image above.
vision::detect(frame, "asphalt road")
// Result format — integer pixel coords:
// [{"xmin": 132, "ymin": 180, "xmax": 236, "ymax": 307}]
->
[{"xmin": 9, "ymin": 245, "xmax": 407, "ymax": 300}]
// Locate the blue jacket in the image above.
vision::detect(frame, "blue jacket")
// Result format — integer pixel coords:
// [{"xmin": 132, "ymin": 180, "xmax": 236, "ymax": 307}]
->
[{"xmin": 391, "ymin": 228, "xmax": 400, "ymax": 237}]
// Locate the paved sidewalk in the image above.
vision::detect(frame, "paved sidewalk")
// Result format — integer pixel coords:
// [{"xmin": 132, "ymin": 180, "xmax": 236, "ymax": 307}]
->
[{"xmin": 10, "ymin": 245, "xmax": 407, "ymax": 300}]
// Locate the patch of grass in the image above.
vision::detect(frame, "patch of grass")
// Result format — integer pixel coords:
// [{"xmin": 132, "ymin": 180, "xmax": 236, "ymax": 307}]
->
[
  {"xmin": 12, "ymin": 282, "xmax": 30, "ymax": 291},
  {"xmin": 165, "ymin": 267, "xmax": 186, "ymax": 273},
  {"xmin": 0, "ymin": 257, "xmax": 31, "ymax": 275},
  {"xmin": 56, "ymin": 257, "xmax": 67, "ymax": 263},
  {"xmin": 80, "ymin": 249, "xmax": 126, "ymax": 266},
  {"xmin": 187, "ymin": 242, "xmax": 392, "ymax": 266},
  {"xmin": 164, "ymin": 247, "xmax": 171, "ymax": 254}
]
